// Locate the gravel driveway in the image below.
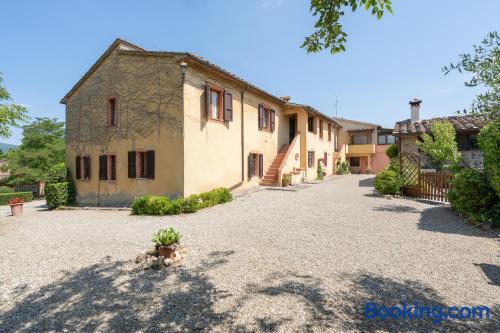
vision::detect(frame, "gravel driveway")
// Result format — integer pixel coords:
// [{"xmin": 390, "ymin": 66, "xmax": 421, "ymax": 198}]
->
[{"xmin": 0, "ymin": 175, "xmax": 498, "ymax": 332}]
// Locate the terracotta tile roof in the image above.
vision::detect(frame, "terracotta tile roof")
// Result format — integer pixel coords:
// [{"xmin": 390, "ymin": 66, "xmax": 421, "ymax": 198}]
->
[
  {"xmin": 287, "ymin": 103, "xmax": 340, "ymax": 126},
  {"xmin": 61, "ymin": 38, "xmax": 339, "ymax": 125},
  {"xmin": 393, "ymin": 114, "xmax": 488, "ymax": 136}
]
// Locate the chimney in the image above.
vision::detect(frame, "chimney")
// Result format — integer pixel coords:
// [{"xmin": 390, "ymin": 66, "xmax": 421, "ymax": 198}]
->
[
  {"xmin": 409, "ymin": 98, "xmax": 422, "ymax": 123},
  {"xmin": 280, "ymin": 96, "xmax": 291, "ymax": 102}
]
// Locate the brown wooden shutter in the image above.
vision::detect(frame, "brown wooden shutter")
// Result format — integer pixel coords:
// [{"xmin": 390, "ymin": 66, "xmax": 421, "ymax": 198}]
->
[
  {"xmin": 258, "ymin": 154, "xmax": 263, "ymax": 178},
  {"xmin": 146, "ymin": 150, "xmax": 155, "ymax": 179},
  {"xmin": 128, "ymin": 151, "xmax": 136, "ymax": 178},
  {"xmin": 110, "ymin": 155, "xmax": 116, "ymax": 180},
  {"xmin": 314, "ymin": 118, "xmax": 318, "ymax": 134},
  {"xmin": 270, "ymin": 109, "xmax": 276, "ymax": 132},
  {"xmin": 223, "ymin": 91, "xmax": 233, "ymax": 121},
  {"xmin": 258, "ymin": 104, "xmax": 263, "ymax": 129},
  {"xmin": 248, "ymin": 154, "xmax": 254, "ymax": 179},
  {"xmin": 205, "ymin": 83, "xmax": 211, "ymax": 118},
  {"xmin": 75, "ymin": 156, "xmax": 81, "ymax": 179},
  {"xmin": 99, "ymin": 155, "xmax": 108, "ymax": 180},
  {"xmin": 324, "ymin": 152, "xmax": 328, "ymax": 166},
  {"xmin": 83, "ymin": 156, "xmax": 91, "ymax": 179}
]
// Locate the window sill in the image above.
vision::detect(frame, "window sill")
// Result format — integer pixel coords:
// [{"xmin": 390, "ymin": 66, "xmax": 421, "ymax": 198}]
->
[
  {"xmin": 78, "ymin": 178, "xmax": 91, "ymax": 182},
  {"xmin": 135, "ymin": 177, "xmax": 153, "ymax": 181},
  {"xmin": 259, "ymin": 128, "xmax": 272, "ymax": 133},
  {"xmin": 207, "ymin": 118, "xmax": 225, "ymax": 124}
]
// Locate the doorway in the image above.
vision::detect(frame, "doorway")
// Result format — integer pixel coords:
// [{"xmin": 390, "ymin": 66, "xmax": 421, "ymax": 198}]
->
[{"xmin": 289, "ymin": 115, "xmax": 297, "ymax": 144}]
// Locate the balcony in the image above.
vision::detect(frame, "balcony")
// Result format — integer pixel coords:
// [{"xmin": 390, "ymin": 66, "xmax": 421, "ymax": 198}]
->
[{"xmin": 346, "ymin": 144, "xmax": 375, "ymax": 155}]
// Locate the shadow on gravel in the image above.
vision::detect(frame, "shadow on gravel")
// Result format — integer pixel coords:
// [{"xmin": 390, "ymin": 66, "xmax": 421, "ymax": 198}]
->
[
  {"xmin": 0, "ymin": 251, "xmax": 237, "ymax": 332},
  {"xmin": 418, "ymin": 206, "xmax": 493, "ymax": 238},
  {"xmin": 358, "ymin": 177, "xmax": 375, "ymax": 187},
  {"xmin": 474, "ymin": 263, "xmax": 500, "ymax": 286},
  {"xmin": 373, "ymin": 205, "xmax": 420, "ymax": 213},
  {"xmin": 334, "ymin": 272, "xmax": 499, "ymax": 332}
]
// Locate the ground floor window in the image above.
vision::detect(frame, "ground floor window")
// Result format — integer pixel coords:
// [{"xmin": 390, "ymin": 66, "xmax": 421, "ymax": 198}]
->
[
  {"xmin": 99, "ymin": 154, "xmax": 116, "ymax": 181},
  {"xmin": 248, "ymin": 153, "xmax": 263, "ymax": 179},
  {"xmin": 128, "ymin": 150, "xmax": 155, "ymax": 179},
  {"xmin": 349, "ymin": 157, "xmax": 360, "ymax": 167},
  {"xmin": 75, "ymin": 155, "xmax": 91, "ymax": 180},
  {"xmin": 308, "ymin": 151, "xmax": 315, "ymax": 168}
]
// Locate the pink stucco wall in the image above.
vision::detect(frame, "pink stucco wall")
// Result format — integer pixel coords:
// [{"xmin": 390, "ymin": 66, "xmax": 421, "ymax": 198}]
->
[{"xmin": 372, "ymin": 145, "xmax": 390, "ymax": 174}]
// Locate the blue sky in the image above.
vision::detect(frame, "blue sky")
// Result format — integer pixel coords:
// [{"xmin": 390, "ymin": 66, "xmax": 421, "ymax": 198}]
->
[{"xmin": 1, "ymin": 0, "xmax": 498, "ymax": 144}]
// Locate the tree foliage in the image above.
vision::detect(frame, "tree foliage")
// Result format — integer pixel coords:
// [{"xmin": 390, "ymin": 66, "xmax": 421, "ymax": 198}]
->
[
  {"xmin": 0, "ymin": 73, "xmax": 29, "ymax": 138},
  {"xmin": 2, "ymin": 118, "xmax": 65, "ymax": 184},
  {"xmin": 417, "ymin": 120, "xmax": 461, "ymax": 170},
  {"xmin": 478, "ymin": 117, "xmax": 500, "ymax": 195},
  {"xmin": 302, "ymin": 0, "xmax": 393, "ymax": 54},
  {"xmin": 443, "ymin": 31, "xmax": 499, "ymax": 118}
]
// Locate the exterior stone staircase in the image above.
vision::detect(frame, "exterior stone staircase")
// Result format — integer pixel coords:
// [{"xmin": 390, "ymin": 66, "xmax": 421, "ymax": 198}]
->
[{"xmin": 260, "ymin": 144, "xmax": 289, "ymax": 186}]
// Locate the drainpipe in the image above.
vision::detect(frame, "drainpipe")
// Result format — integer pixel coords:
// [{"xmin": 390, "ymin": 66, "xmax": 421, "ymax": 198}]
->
[
  {"xmin": 241, "ymin": 89, "xmax": 246, "ymax": 183},
  {"xmin": 180, "ymin": 61, "xmax": 188, "ymax": 197}
]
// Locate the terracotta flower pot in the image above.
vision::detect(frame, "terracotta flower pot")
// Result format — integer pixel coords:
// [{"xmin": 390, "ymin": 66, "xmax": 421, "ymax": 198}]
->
[
  {"xmin": 157, "ymin": 244, "xmax": 177, "ymax": 259},
  {"xmin": 10, "ymin": 203, "xmax": 23, "ymax": 216}
]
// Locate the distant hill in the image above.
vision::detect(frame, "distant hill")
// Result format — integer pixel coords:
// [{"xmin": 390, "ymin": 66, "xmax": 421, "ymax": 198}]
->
[{"xmin": 0, "ymin": 142, "xmax": 17, "ymax": 153}]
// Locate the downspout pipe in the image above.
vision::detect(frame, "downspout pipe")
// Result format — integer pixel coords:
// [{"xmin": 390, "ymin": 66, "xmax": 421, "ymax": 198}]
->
[{"xmin": 241, "ymin": 89, "xmax": 246, "ymax": 183}]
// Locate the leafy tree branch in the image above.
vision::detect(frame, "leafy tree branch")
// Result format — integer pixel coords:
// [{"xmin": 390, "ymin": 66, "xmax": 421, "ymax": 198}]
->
[
  {"xmin": 0, "ymin": 73, "xmax": 29, "ymax": 138},
  {"xmin": 302, "ymin": 0, "xmax": 393, "ymax": 54}
]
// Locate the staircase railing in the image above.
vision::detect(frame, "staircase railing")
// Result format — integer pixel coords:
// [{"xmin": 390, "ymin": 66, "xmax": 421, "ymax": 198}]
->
[{"xmin": 277, "ymin": 132, "xmax": 301, "ymax": 186}]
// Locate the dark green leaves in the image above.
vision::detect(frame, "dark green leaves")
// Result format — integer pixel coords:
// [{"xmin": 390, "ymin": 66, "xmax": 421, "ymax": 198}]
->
[{"xmin": 302, "ymin": 0, "xmax": 393, "ymax": 54}]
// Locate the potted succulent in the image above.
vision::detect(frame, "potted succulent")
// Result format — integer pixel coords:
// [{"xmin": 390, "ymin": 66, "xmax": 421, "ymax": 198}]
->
[
  {"xmin": 9, "ymin": 197, "xmax": 24, "ymax": 216},
  {"xmin": 151, "ymin": 227, "xmax": 181, "ymax": 259}
]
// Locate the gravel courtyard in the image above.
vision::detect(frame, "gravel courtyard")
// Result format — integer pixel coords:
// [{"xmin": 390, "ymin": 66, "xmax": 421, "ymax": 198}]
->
[{"xmin": 0, "ymin": 175, "xmax": 498, "ymax": 332}]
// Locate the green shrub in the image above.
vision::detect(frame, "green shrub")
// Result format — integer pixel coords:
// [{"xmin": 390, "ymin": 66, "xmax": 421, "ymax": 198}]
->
[
  {"xmin": 478, "ymin": 117, "xmax": 500, "ymax": 196},
  {"xmin": 131, "ymin": 195, "xmax": 151, "ymax": 215},
  {"xmin": 131, "ymin": 188, "xmax": 232, "ymax": 215},
  {"xmin": 374, "ymin": 168, "xmax": 402, "ymax": 195},
  {"xmin": 45, "ymin": 182, "xmax": 71, "ymax": 209},
  {"xmin": 448, "ymin": 169, "xmax": 497, "ymax": 222},
  {"xmin": 151, "ymin": 228, "xmax": 181, "ymax": 246},
  {"xmin": 385, "ymin": 143, "xmax": 398, "ymax": 159},
  {"xmin": 336, "ymin": 159, "xmax": 350, "ymax": 174},
  {"xmin": 45, "ymin": 162, "xmax": 67, "ymax": 184},
  {"xmin": 487, "ymin": 202, "xmax": 500, "ymax": 228},
  {"xmin": 131, "ymin": 195, "xmax": 171, "ymax": 215},
  {"xmin": 0, "ymin": 192, "xmax": 33, "ymax": 205},
  {"xmin": 0, "ymin": 186, "xmax": 14, "ymax": 193},
  {"xmin": 317, "ymin": 162, "xmax": 325, "ymax": 180}
]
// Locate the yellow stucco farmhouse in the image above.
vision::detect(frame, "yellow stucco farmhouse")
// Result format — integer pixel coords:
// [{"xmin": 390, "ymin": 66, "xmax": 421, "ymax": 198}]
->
[{"xmin": 61, "ymin": 39, "xmax": 342, "ymax": 205}]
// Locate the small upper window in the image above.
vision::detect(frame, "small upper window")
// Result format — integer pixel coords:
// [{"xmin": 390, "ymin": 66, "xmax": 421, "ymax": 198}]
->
[
  {"xmin": 108, "ymin": 98, "xmax": 117, "ymax": 126},
  {"xmin": 308, "ymin": 117, "xmax": 314, "ymax": 133},
  {"xmin": 210, "ymin": 90, "xmax": 221, "ymax": 120},
  {"xmin": 308, "ymin": 151, "xmax": 315, "ymax": 168}
]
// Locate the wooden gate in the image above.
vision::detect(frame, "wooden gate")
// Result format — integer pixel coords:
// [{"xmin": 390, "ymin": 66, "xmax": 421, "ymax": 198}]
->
[{"xmin": 399, "ymin": 153, "xmax": 453, "ymax": 202}]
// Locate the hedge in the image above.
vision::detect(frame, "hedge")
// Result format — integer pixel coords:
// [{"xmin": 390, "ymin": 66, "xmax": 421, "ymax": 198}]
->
[
  {"xmin": 374, "ymin": 168, "xmax": 402, "ymax": 195},
  {"xmin": 131, "ymin": 187, "xmax": 232, "ymax": 215},
  {"xmin": 0, "ymin": 192, "xmax": 33, "ymax": 206},
  {"xmin": 45, "ymin": 182, "xmax": 71, "ymax": 209}
]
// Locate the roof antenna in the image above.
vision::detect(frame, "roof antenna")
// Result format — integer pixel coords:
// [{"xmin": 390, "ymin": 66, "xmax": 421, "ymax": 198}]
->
[{"xmin": 334, "ymin": 97, "xmax": 338, "ymax": 118}]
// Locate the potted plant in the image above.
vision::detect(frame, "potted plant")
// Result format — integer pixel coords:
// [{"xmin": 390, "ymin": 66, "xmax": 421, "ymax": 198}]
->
[
  {"xmin": 282, "ymin": 174, "xmax": 292, "ymax": 187},
  {"xmin": 151, "ymin": 227, "xmax": 181, "ymax": 259},
  {"xmin": 9, "ymin": 197, "xmax": 24, "ymax": 216}
]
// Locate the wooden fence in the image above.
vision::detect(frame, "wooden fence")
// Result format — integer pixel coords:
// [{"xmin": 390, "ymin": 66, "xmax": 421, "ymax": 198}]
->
[{"xmin": 399, "ymin": 153, "xmax": 453, "ymax": 202}]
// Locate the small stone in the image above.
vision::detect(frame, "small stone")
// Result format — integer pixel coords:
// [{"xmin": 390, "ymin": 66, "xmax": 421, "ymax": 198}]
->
[{"xmin": 163, "ymin": 258, "xmax": 173, "ymax": 266}]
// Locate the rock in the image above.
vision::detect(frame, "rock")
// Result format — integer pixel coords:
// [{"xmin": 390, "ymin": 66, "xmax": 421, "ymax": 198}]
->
[{"xmin": 163, "ymin": 258, "xmax": 173, "ymax": 267}]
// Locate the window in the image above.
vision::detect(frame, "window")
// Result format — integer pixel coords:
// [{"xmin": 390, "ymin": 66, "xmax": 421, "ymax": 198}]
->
[
  {"xmin": 328, "ymin": 123, "xmax": 332, "ymax": 141},
  {"xmin": 206, "ymin": 84, "xmax": 233, "ymax": 122},
  {"xmin": 76, "ymin": 155, "xmax": 91, "ymax": 180},
  {"xmin": 258, "ymin": 104, "xmax": 275, "ymax": 131},
  {"xmin": 456, "ymin": 134, "xmax": 478, "ymax": 150},
  {"xmin": 308, "ymin": 151, "xmax": 315, "ymax": 168},
  {"xmin": 377, "ymin": 134, "xmax": 395, "ymax": 145},
  {"xmin": 319, "ymin": 119, "xmax": 324, "ymax": 139},
  {"xmin": 308, "ymin": 116, "xmax": 314, "ymax": 133},
  {"xmin": 248, "ymin": 153, "xmax": 263, "ymax": 179},
  {"xmin": 100, "ymin": 154, "xmax": 116, "ymax": 181},
  {"xmin": 107, "ymin": 97, "xmax": 117, "ymax": 126},
  {"xmin": 128, "ymin": 151, "xmax": 155, "ymax": 179},
  {"xmin": 349, "ymin": 157, "xmax": 360, "ymax": 167},
  {"xmin": 351, "ymin": 135, "xmax": 369, "ymax": 145}
]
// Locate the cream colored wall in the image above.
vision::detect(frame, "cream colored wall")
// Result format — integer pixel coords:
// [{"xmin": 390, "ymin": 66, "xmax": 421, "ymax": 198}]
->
[
  {"xmin": 65, "ymin": 47, "xmax": 185, "ymax": 205},
  {"xmin": 278, "ymin": 133, "xmax": 301, "ymax": 185},
  {"xmin": 182, "ymin": 63, "xmax": 288, "ymax": 196},
  {"xmin": 305, "ymin": 115, "xmax": 336, "ymax": 179}
]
